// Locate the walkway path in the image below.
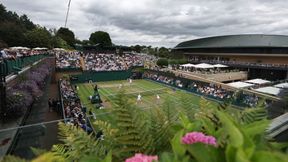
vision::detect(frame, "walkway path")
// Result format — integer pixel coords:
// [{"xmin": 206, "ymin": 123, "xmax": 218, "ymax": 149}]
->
[{"xmin": 9, "ymin": 78, "xmax": 62, "ymax": 159}]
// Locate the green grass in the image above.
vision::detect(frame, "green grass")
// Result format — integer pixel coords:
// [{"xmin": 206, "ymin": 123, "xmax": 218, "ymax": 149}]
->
[{"xmin": 76, "ymin": 79, "xmax": 240, "ymax": 122}]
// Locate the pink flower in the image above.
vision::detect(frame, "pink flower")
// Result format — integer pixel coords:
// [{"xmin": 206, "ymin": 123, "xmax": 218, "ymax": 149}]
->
[
  {"xmin": 181, "ymin": 132, "xmax": 217, "ymax": 147},
  {"xmin": 125, "ymin": 153, "xmax": 158, "ymax": 162}
]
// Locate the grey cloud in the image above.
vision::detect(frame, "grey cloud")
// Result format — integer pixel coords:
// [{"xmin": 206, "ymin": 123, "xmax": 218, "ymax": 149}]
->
[{"xmin": 2, "ymin": 0, "xmax": 288, "ymax": 47}]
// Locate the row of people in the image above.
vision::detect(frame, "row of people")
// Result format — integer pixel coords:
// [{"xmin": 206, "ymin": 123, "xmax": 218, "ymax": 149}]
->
[
  {"xmin": 60, "ymin": 79, "xmax": 93, "ymax": 133},
  {"xmin": 143, "ymin": 72, "xmax": 259, "ymax": 107},
  {"xmin": 56, "ymin": 51, "xmax": 157, "ymax": 71},
  {"xmin": 56, "ymin": 51, "xmax": 82, "ymax": 69},
  {"xmin": 0, "ymin": 48, "xmax": 47, "ymax": 60}
]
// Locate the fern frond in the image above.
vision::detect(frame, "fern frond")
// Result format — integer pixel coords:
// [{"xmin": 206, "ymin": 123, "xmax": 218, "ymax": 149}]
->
[
  {"xmin": 111, "ymin": 91, "xmax": 154, "ymax": 159},
  {"xmin": 240, "ymin": 107, "xmax": 268, "ymax": 124},
  {"xmin": 1, "ymin": 155, "xmax": 27, "ymax": 162},
  {"xmin": 52, "ymin": 122, "xmax": 107, "ymax": 161}
]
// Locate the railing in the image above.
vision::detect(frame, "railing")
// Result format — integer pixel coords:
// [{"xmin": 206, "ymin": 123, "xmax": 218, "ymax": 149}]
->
[
  {"xmin": 58, "ymin": 80, "xmax": 96, "ymax": 135},
  {"xmin": 188, "ymin": 60, "xmax": 288, "ymax": 70},
  {"xmin": 58, "ymin": 80, "xmax": 66, "ymax": 121},
  {"xmin": 1, "ymin": 54, "xmax": 49, "ymax": 76}
]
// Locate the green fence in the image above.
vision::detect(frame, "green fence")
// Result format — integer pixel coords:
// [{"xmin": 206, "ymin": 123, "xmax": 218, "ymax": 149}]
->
[
  {"xmin": 70, "ymin": 69, "xmax": 133, "ymax": 84},
  {"xmin": 55, "ymin": 67, "xmax": 82, "ymax": 72},
  {"xmin": 1, "ymin": 54, "xmax": 49, "ymax": 76}
]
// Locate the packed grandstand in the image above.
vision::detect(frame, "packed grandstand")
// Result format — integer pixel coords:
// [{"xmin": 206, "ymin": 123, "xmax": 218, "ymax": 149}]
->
[
  {"xmin": 1, "ymin": 0, "xmax": 288, "ymax": 161},
  {"xmin": 1, "ymin": 38, "xmax": 288, "ymax": 161}
]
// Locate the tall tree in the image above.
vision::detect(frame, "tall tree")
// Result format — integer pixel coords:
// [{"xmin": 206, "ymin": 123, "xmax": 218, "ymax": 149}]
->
[
  {"xmin": 56, "ymin": 27, "xmax": 75, "ymax": 48},
  {"xmin": 0, "ymin": 22, "xmax": 26, "ymax": 46},
  {"xmin": 25, "ymin": 27, "xmax": 52, "ymax": 48},
  {"xmin": 19, "ymin": 14, "xmax": 36, "ymax": 30},
  {"xmin": 89, "ymin": 31, "xmax": 112, "ymax": 47}
]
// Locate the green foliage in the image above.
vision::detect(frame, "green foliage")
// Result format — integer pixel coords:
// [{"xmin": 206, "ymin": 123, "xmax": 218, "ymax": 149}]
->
[
  {"xmin": 5, "ymin": 89, "xmax": 288, "ymax": 162},
  {"xmin": 89, "ymin": 31, "xmax": 112, "ymax": 47},
  {"xmin": 52, "ymin": 122, "xmax": 107, "ymax": 161},
  {"xmin": 0, "ymin": 22, "xmax": 26, "ymax": 46},
  {"xmin": 1, "ymin": 155, "xmax": 28, "ymax": 162},
  {"xmin": 111, "ymin": 90, "xmax": 153, "ymax": 158},
  {"xmin": 52, "ymin": 36, "xmax": 71, "ymax": 49},
  {"xmin": 240, "ymin": 107, "xmax": 267, "ymax": 124},
  {"xmin": 24, "ymin": 27, "xmax": 53, "ymax": 48},
  {"xmin": 31, "ymin": 147, "xmax": 47, "ymax": 156},
  {"xmin": 168, "ymin": 58, "xmax": 188, "ymax": 65},
  {"xmin": 56, "ymin": 27, "xmax": 75, "ymax": 47},
  {"xmin": 157, "ymin": 58, "xmax": 168, "ymax": 67},
  {"xmin": 131, "ymin": 44, "xmax": 142, "ymax": 53},
  {"xmin": 0, "ymin": 4, "xmax": 36, "ymax": 47}
]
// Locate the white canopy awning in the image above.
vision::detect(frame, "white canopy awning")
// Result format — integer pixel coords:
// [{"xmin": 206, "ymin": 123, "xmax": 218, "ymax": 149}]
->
[
  {"xmin": 33, "ymin": 47, "xmax": 47, "ymax": 50},
  {"xmin": 274, "ymin": 83, "xmax": 288, "ymax": 89},
  {"xmin": 10, "ymin": 46, "xmax": 30, "ymax": 50},
  {"xmin": 213, "ymin": 64, "xmax": 228, "ymax": 68},
  {"xmin": 245, "ymin": 79, "xmax": 271, "ymax": 85},
  {"xmin": 254, "ymin": 86, "xmax": 282, "ymax": 96},
  {"xmin": 226, "ymin": 81, "xmax": 254, "ymax": 88},
  {"xmin": 180, "ymin": 63, "xmax": 195, "ymax": 67},
  {"xmin": 53, "ymin": 48, "xmax": 65, "ymax": 51},
  {"xmin": 194, "ymin": 63, "xmax": 214, "ymax": 69}
]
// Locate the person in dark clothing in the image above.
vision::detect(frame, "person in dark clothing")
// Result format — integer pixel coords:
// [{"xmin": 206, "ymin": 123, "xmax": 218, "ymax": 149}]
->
[
  {"xmin": 48, "ymin": 98, "xmax": 53, "ymax": 112},
  {"xmin": 52, "ymin": 99, "xmax": 57, "ymax": 111},
  {"xmin": 94, "ymin": 84, "xmax": 98, "ymax": 91}
]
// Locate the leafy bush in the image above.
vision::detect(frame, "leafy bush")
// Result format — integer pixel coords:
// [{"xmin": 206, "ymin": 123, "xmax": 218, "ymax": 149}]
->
[
  {"xmin": 156, "ymin": 58, "xmax": 168, "ymax": 67},
  {"xmin": 3, "ymin": 89, "xmax": 288, "ymax": 162},
  {"xmin": 4, "ymin": 59, "xmax": 52, "ymax": 120},
  {"xmin": 6, "ymin": 90, "xmax": 33, "ymax": 118}
]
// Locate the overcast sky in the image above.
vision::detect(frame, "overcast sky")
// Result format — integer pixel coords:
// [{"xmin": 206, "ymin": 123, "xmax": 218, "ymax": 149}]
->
[{"xmin": 1, "ymin": 0, "xmax": 288, "ymax": 47}]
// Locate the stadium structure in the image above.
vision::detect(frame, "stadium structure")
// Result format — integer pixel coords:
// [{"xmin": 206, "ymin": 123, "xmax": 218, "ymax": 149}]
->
[{"xmin": 173, "ymin": 34, "xmax": 288, "ymax": 80}]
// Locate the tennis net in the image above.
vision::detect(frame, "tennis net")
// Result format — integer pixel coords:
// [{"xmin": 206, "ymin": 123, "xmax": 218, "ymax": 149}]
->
[{"xmin": 105, "ymin": 87, "xmax": 169, "ymax": 98}]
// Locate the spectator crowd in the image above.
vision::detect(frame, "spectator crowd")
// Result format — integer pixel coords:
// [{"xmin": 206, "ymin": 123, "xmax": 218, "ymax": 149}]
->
[
  {"xmin": 56, "ymin": 51, "xmax": 82, "ymax": 69},
  {"xmin": 143, "ymin": 71, "xmax": 259, "ymax": 107},
  {"xmin": 56, "ymin": 52, "xmax": 157, "ymax": 71},
  {"xmin": 0, "ymin": 48, "xmax": 48, "ymax": 60},
  {"xmin": 60, "ymin": 79, "xmax": 93, "ymax": 133}
]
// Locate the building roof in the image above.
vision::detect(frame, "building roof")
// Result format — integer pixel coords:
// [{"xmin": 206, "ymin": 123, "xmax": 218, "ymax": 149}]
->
[
  {"xmin": 254, "ymin": 86, "xmax": 282, "ymax": 96},
  {"xmin": 274, "ymin": 83, "xmax": 288, "ymax": 89},
  {"xmin": 174, "ymin": 34, "xmax": 288, "ymax": 49},
  {"xmin": 245, "ymin": 79, "xmax": 271, "ymax": 85},
  {"xmin": 226, "ymin": 81, "xmax": 254, "ymax": 88}
]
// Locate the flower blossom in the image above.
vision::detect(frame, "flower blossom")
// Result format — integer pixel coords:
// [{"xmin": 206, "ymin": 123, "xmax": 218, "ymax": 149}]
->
[
  {"xmin": 181, "ymin": 132, "xmax": 217, "ymax": 146},
  {"xmin": 125, "ymin": 153, "xmax": 158, "ymax": 162}
]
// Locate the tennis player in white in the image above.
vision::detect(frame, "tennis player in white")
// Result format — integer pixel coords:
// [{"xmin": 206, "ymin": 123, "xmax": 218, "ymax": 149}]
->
[
  {"xmin": 137, "ymin": 93, "xmax": 142, "ymax": 104},
  {"xmin": 156, "ymin": 94, "xmax": 160, "ymax": 104}
]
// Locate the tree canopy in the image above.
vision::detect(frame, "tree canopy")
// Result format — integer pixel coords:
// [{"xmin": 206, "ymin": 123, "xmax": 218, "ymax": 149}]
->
[
  {"xmin": 89, "ymin": 31, "xmax": 112, "ymax": 47},
  {"xmin": 25, "ymin": 27, "xmax": 53, "ymax": 48},
  {"xmin": 56, "ymin": 27, "xmax": 75, "ymax": 48},
  {"xmin": 0, "ymin": 4, "xmax": 36, "ymax": 47}
]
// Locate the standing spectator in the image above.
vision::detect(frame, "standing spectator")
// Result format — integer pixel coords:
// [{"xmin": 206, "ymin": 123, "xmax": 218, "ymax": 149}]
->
[{"xmin": 48, "ymin": 98, "xmax": 53, "ymax": 112}]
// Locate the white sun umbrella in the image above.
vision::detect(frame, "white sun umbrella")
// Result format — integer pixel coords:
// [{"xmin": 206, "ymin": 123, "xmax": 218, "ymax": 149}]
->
[
  {"xmin": 53, "ymin": 48, "xmax": 65, "ymax": 51},
  {"xmin": 194, "ymin": 63, "xmax": 214, "ymax": 69},
  {"xmin": 186, "ymin": 63, "xmax": 195, "ymax": 67},
  {"xmin": 10, "ymin": 46, "xmax": 30, "ymax": 50},
  {"xmin": 213, "ymin": 64, "xmax": 228, "ymax": 68},
  {"xmin": 33, "ymin": 47, "xmax": 47, "ymax": 50},
  {"xmin": 180, "ymin": 63, "xmax": 188, "ymax": 67},
  {"xmin": 180, "ymin": 63, "xmax": 195, "ymax": 67}
]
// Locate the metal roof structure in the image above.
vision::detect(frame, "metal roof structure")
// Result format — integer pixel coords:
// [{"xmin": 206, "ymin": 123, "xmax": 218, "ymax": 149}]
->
[{"xmin": 174, "ymin": 34, "xmax": 288, "ymax": 49}]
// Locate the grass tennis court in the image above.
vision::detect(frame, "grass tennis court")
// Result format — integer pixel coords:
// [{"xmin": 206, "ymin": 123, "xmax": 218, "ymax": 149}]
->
[{"xmin": 76, "ymin": 79, "xmax": 241, "ymax": 122}]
